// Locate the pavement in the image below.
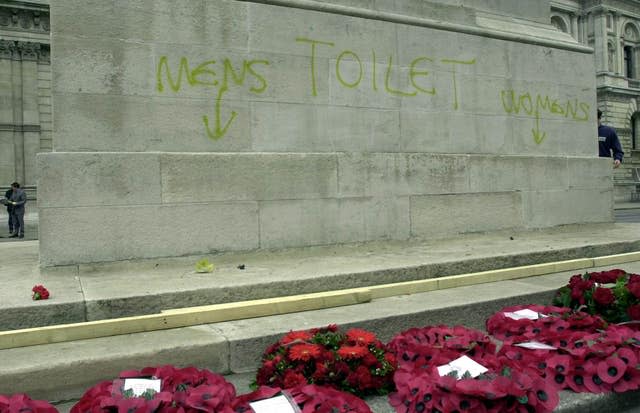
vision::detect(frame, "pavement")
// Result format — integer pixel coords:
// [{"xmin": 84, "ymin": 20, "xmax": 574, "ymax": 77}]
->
[{"xmin": 1, "ymin": 204, "xmax": 640, "ymax": 411}]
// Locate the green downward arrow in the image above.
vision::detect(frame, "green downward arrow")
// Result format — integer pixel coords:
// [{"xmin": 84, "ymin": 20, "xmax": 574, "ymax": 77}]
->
[{"xmin": 531, "ymin": 114, "xmax": 547, "ymax": 144}]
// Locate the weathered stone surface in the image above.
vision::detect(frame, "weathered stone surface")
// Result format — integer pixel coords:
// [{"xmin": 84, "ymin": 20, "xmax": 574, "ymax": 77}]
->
[
  {"xmin": 410, "ymin": 192, "xmax": 524, "ymax": 237},
  {"xmin": 39, "ymin": 203, "xmax": 259, "ymax": 266},
  {"xmin": 160, "ymin": 153, "xmax": 338, "ymax": 202},
  {"xmin": 522, "ymin": 188, "xmax": 614, "ymax": 228},
  {"xmin": 37, "ymin": 152, "xmax": 162, "ymax": 207},
  {"xmin": 41, "ymin": 0, "xmax": 608, "ymax": 265}
]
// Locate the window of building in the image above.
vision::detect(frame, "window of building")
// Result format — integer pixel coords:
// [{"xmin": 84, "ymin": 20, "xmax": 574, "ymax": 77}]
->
[
  {"xmin": 551, "ymin": 15, "xmax": 568, "ymax": 33},
  {"xmin": 633, "ymin": 112, "xmax": 640, "ymax": 150},
  {"xmin": 625, "ymin": 46, "xmax": 634, "ymax": 78}
]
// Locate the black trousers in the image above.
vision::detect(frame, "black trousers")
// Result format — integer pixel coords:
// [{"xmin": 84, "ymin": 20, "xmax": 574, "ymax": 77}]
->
[{"xmin": 11, "ymin": 211, "xmax": 24, "ymax": 236}]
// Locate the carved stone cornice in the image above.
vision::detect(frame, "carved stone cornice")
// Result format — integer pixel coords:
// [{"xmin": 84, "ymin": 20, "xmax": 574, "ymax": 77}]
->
[
  {"xmin": 0, "ymin": 39, "xmax": 49, "ymax": 62},
  {"xmin": 0, "ymin": 123, "xmax": 41, "ymax": 132},
  {"xmin": 0, "ymin": 2, "xmax": 49, "ymax": 34}
]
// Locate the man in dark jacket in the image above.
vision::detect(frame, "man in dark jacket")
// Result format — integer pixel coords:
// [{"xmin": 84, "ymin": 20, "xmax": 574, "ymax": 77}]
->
[
  {"xmin": 4, "ymin": 186, "xmax": 13, "ymax": 235},
  {"xmin": 598, "ymin": 109, "xmax": 624, "ymax": 168},
  {"xmin": 7, "ymin": 182, "xmax": 26, "ymax": 238}
]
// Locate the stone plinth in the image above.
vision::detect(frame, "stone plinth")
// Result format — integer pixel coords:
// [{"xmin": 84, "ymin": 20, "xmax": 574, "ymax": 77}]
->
[{"xmin": 39, "ymin": 0, "xmax": 608, "ymax": 266}]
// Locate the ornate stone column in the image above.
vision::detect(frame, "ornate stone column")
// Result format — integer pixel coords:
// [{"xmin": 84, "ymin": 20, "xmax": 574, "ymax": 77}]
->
[
  {"xmin": 594, "ymin": 9, "xmax": 609, "ymax": 73},
  {"xmin": 0, "ymin": 1, "xmax": 50, "ymax": 190}
]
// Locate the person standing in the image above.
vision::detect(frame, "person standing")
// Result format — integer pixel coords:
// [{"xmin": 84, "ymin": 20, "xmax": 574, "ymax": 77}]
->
[
  {"xmin": 4, "ymin": 186, "xmax": 13, "ymax": 236},
  {"xmin": 598, "ymin": 109, "xmax": 624, "ymax": 168},
  {"xmin": 7, "ymin": 182, "xmax": 26, "ymax": 239}
]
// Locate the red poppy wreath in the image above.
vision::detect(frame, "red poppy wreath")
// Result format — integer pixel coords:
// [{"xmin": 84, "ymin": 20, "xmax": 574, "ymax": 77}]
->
[
  {"xmin": 255, "ymin": 325, "xmax": 396, "ymax": 397},
  {"xmin": 233, "ymin": 384, "xmax": 372, "ymax": 413},
  {"xmin": 553, "ymin": 269, "xmax": 640, "ymax": 325},
  {"xmin": 0, "ymin": 393, "xmax": 58, "ymax": 413},
  {"xmin": 387, "ymin": 325, "xmax": 559, "ymax": 413},
  {"xmin": 488, "ymin": 305, "xmax": 640, "ymax": 394},
  {"xmin": 485, "ymin": 304, "xmax": 606, "ymax": 344},
  {"xmin": 70, "ymin": 365, "xmax": 236, "ymax": 413}
]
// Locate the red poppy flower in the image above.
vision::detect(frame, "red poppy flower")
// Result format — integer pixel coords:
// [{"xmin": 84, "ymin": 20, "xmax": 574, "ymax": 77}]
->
[
  {"xmin": 616, "ymin": 348, "xmax": 638, "ymax": 368},
  {"xmin": 31, "ymin": 285, "xmax": 50, "ymax": 300},
  {"xmin": 528, "ymin": 378, "xmax": 560, "ymax": 412},
  {"xmin": 0, "ymin": 394, "xmax": 58, "ymax": 413},
  {"xmin": 597, "ymin": 356, "xmax": 627, "ymax": 384},
  {"xmin": 591, "ymin": 269, "xmax": 626, "ymax": 284},
  {"xmin": 566, "ymin": 371, "xmax": 588, "ymax": 393},
  {"xmin": 628, "ymin": 304, "xmax": 640, "ymax": 321},
  {"xmin": 593, "ymin": 287, "xmax": 616, "ymax": 306},
  {"xmin": 612, "ymin": 365, "xmax": 640, "ymax": 392},
  {"xmin": 582, "ymin": 362, "xmax": 612, "ymax": 393},
  {"xmin": 628, "ymin": 283, "xmax": 640, "ymax": 300},
  {"xmin": 283, "ymin": 370, "xmax": 307, "ymax": 388},
  {"xmin": 346, "ymin": 328, "xmax": 377, "ymax": 345},
  {"xmin": 184, "ymin": 384, "xmax": 235, "ymax": 411},
  {"xmin": 338, "ymin": 345, "xmax": 368, "ymax": 360},
  {"xmin": 289, "ymin": 344, "xmax": 322, "ymax": 361},
  {"xmin": 281, "ymin": 330, "xmax": 313, "ymax": 345}
]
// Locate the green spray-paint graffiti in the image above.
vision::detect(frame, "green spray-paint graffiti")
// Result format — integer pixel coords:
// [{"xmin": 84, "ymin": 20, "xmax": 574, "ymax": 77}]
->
[
  {"xmin": 155, "ymin": 37, "xmax": 477, "ymax": 141},
  {"xmin": 156, "ymin": 56, "xmax": 269, "ymax": 141},
  {"xmin": 295, "ymin": 37, "xmax": 476, "ymax": 107},
  {"xmin": 500, "ymin": 90, "xmax": 590, "ymax": 144},
  {"xmin": 156, "ymin": 39, "xmax": 587, "ymax": 145}
]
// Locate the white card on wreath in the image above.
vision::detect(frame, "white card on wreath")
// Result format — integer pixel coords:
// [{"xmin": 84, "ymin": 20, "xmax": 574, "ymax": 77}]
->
[
  {"xmin": 123, "ymin": 378, "xmax": 161, "ymax": 396},
  {"xmin": 249, "ymin": 395, "xmax": 298, "ymax": 413},
  {"xmin": 437, "ymin": 355, "xmax": 488, "ymax": 379},
  {"xmin": 503, "ymin": 309, "xmax": 544, "ymax": 320},
  {"xmin": 514, "ymin": 341, "xmax": 557, "ymax": 350}
]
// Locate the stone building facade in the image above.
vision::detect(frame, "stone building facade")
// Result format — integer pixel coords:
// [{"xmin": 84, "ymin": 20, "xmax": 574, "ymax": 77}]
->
[
  {"xmin": 0, "ymin": 0, "xmax": 50, "ymax": 200},
  {"xmin": 2, "ymin": 1, "xmax": 640, "ymax": 204},
  {"xmin": 551, "ymin": 0, "xmax": 640, "ymax": 200}
]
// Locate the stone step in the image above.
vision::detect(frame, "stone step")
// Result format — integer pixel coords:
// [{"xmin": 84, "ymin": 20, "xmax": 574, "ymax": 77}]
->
[
  {"xmin": 2, "ymin": 259, "xmax": 640, "ymax": 411},
  {"xmin": 3, "ymin": 223, "xmax": 640, "ymax": 331}
]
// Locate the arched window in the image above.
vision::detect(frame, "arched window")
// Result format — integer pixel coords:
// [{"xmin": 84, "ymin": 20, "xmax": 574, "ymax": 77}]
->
[
  {"xmin": 625, "ymin": 46, "xmax": 634, "ymax": 78},
  {"xmin": 624, "ymin": 23, "xmax": 639, "ymax": 79},
  {"xmin": 551, "ymin": 16, "xmax": 568, "ymax": 33},
  {"xmin": 624, "ymin": 23, "xmax": 639, "ymax": 42},
  {"xmin": 632, "ymin": 112, "xmax": 640, "ymax": 150},
  {"xmin": 608, "ymin": 42, "xmax": 616, "ymax": 72}
]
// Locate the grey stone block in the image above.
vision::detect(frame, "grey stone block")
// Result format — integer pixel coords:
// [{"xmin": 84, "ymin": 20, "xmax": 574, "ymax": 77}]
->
[
  {"xmin": 410, "ymin": 192, "xmax": 524, "ymax": 237},
  {"xmin": 259, "ymin": 197, "xmax": 410, "ymax": 249},
  {"xmin": 251, "ymin": 102, "xmax": 401, "ymax": 152},
  {"xmin": 567, "ymin": 156, "xmax": 613, "ymax": 190},
  {"xmin": 160, "ymin": 153, "xmax": 338, "ymax": 202},
  {"xmin": 37, "ymin": 152, "xmax": 162, "ymax": 208},
  {"xmin": 467, "ymin": 155, "xmax": 569, "ymax": 193},
  {"xmin": 38, "ymin": 203, "xmax": 259, "ymax": 266},
  {"xmin": 337, "ymin": 153, "xmax": 471, "ymax": 197},
  {"xmin": 52, "ymin": 93, "xmax": 252, "ymax": 152},
  {"xmin": 247, "ymin": 2, "xmax": 398, "ymax": 61},
  {"xmin": 52, "ymin": 36, "xmax": 155, "ymax": 96},
  {"xmin": 51, "ymin": 0, "xmax": 249, "ymax": 48},
  {"xmin": 522, "ymin": 189, "xmax": 614, "ymax": 228}
]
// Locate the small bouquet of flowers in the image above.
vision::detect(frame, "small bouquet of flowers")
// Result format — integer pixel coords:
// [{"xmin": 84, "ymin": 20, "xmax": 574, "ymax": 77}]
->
[
  {"xmin": 0, "ymin": 394, "xmax": 58, "ymax": 413},
  {"xmin": 32, "ymin": 285, "xmax": 50, "ymax": 300},
  {"xmin": 255, "ymin": 325, "xmax": 396, "ymax": 397},
  {"xmin": 553, "ymin": 269, "xmax": 640, "ymax": 324}
]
